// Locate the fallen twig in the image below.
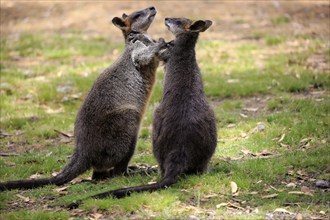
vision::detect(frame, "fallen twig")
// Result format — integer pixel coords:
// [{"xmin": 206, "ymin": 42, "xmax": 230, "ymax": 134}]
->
[
  {"xmin": 54, "ymin": 129, "xmax": 73, "ymax": 138},
  {"xmin": 0, "ymin": 152, "xmax": 20, "ymax": 157},
  {"xmin": 0, "ymin": 130, "xmax": 25, "ymax": 138}
]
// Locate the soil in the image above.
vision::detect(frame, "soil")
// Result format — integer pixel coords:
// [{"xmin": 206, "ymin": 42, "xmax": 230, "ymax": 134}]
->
[{"xmin": 1, "ymin": 1, "xmax": 329, "ymax": 42}]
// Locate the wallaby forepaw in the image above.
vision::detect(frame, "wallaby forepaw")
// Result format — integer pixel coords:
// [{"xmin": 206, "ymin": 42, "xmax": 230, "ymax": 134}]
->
[
  {"xmin": 133, "ymin": 59, "xmax": 141, "ymax": 69},
  {"xmin": 158, "ymin": 38, "xmax": 165, "ymax": 44}
]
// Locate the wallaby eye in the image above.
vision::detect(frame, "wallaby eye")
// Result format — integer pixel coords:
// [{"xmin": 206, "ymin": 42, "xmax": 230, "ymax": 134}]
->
[
  {"xmin": 175, "ymin": 20, "xmax": 181, "ymax": 25},
  {"xmin": 132, "ymin": 13, "xmax": 141, "ymax": 20}
]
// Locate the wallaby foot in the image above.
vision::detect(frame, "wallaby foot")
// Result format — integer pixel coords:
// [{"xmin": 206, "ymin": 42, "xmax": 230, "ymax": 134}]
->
[{"xmin": 92, "ymin": 170, "xmax": 113, "ymax": 181}]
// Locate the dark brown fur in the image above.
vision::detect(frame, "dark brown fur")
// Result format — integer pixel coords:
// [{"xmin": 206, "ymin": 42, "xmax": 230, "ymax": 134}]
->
[
  {"xmin": 89, "ymin": 17, "xmax": 217, "ymax": 199},
  {"xmin": 0, "ymin": 7, "xmax": 160, "ymax": 191}
]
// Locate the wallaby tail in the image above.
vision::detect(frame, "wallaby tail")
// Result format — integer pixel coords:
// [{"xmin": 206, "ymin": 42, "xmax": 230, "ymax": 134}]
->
[
  {"xmin": 93, "ymin": 174, "xmax": 178, "ymax": 199},
  {"xmin": 68, "ymin": 177, "xmax": 177, "ymax": 210},
  {"xmin": 0, "ymin": 152, "xmax": 89, "ymax": 191},
  {"xmin": 91, "ymin": 150, "xmax": 186, "ymax": 199}
]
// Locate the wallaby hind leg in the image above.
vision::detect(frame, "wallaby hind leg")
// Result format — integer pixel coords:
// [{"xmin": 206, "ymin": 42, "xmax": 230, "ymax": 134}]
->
[
  {"xmin": 111, "ymin": 136, "xmax": 137, "ymax": 177},
  {"xmin": 91, "ymin": 150, "xmax": 134, "ymax": 181},
  {"xmin": 111, "ymin": 157, "xmax": 131, "ymax": 176},
  {"xmin": 92, "ymin": 170, "xmax": 113, "ymax": 181},
  {"xmin": 185, "ymin": 164, "xmax": 208, "ymax": 175}
]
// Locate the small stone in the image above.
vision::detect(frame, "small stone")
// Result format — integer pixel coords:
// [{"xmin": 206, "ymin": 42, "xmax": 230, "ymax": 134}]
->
[
  {"xmin": 256, "ymin": 123, "xmax": 266, "ymax": 131},
  {"xmin": 227, "ymin": 123, "xmax": 236, "ymax": 128},
  {"xmin": 315, "ymin": 180, "xmax": 329, "ymax": 189},
  {"xmin": 56, "ymin": 85, "xmax": 73, "ymax": 93}
]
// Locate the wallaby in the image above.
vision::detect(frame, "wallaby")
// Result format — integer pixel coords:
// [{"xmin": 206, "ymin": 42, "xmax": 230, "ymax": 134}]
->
[
  {"xmin": 0, "ymin": 6, "xmax": 162, "ymax": 191},
  {"xmin": 90, "ymin": 17, "xmax": 217, "ymax": 199}
]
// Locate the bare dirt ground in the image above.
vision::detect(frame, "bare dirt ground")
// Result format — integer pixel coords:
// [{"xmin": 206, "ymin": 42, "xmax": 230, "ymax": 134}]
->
[{"xmin": 1, "ymin": 1, "xmax": 329, "ymax": 42}]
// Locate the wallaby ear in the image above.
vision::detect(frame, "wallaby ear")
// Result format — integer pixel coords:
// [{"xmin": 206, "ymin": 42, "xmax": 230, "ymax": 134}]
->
[
  {"xmin": 189, "ymin": 20, "xmax": 212, "ymax": 32},
  {"xmin": 112, "ymin": 17, "xmax": 127, "ymax": 30},
  {"xmin": 122, "ymin": 13, "xmax": 128, "ymax": 19},
  {"xmin": 203, "ymin": 20, "xmax": 213, "ymax": 31}
]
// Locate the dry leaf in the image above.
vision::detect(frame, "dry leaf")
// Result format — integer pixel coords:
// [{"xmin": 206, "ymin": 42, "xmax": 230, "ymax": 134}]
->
[
  {"xmin": 54, "ymin": 129, "xmax": 73, "ymax": 138},
  {"xmin": 288, "ymin": 191, "xmax": 307, "ymax": 195},
  {"xmin": 0, "ymin": 152, "xmax": 20, "ymax": 156},
  {"xmin": 296, "ymin": 170, "xmax": 309, "ymax": 180},
  {"xmin": 300, "ymin": 138, "xmax": 312, "ymax": 144},
  {"xmin": 279, "ymin": 143, "xmax": 290, "ymax": 148},
  {"xmin": 256, "ymin": 150, "xmax": 274, "ymax": 157},
  {"xmin": 227, "ymin": 202, "xmax": 245, "ymax": 211},
  {"xmin": 278, "ymin": 133, "xmax": 286, "ymax": 143},
  {"xmin": 29, "ymin": 173, "xmax": 42, "ymax": 179},
  {"xmin": 227, "ymin": 79, "xmax": 240, "ymax": 83},
  {"xmin": 243, "ymin": 107, "xmax": 258, "ymax": 112},
  {"xmin": 230, "ymin": 181, "xmax": 238, "ymax": 194},
  {"xmin": 216, "ymin": 202, "xmax": 228, "ymax": 208},
  {"xmin": 301, "ymin": 186, "xmax": 313, "ymax": 196},
  {"xmin": 17, "ymin": 194, "xmax": 30, "ymax": 202},
  {"xmin": 42, "ymin": 105, "xmax": 65, "ymax": 114},
  {"xmin": 52, "ymin": 172, "xmax": 59, "ymax": 177},
  {"xmin": 4, "ymin": 161, "xmax": 16, "ymax": 166},
  {"xmin": 240, "ymin": 132, "xmax": 248, "ymax": 138},
  {"xmin": 231, "ymin": 156, "xmax": 244, "ymax": 160},
  {"xmin": 274, "ymin": 208, "xmax": 293, "ymax": 215},
  {"xmin": 296, "ymin": 213, "xmax": 303, "ymax": 220},
  {"xmin": 270, "ymin": 185, "xmax": 283, "ymax": 192},
  {"xmin": 232, "ymin": 197, "xmax": 245, "ymax": 204},
  {"xmin": 287, "ymin": 170, "xmax": 295, "ymax": 176},
  {"xmin": 54, "ymin": 186, "xmax": 68, "ymax": 192},
  {"xmin": 90, "ymin": 213, "xmax": 103, "ymax": 220},
  {"xmin": 286, "ymin": 182, "xmax": 296, "ymax": 188},
  {"xmin": 227, "ymin": 123, "xmax": 236, "ymax": 128},
  {"xmin": 261, "ymin": 193, "xmax": 278, "ymax": 199},
  {"xmin": 184, "ymin": 205, "xmax": 198, "ymax": 211},
  {"xmin": 240, "ymin": 113, "xmax": 248, "ymax": 118},
  {"xmin": 203, "ymin": 193, "xmax": 219, "ymax": 199},
  {"xmin": 241, "ymin": 149, "xmax": 252, "ymax": 155}
]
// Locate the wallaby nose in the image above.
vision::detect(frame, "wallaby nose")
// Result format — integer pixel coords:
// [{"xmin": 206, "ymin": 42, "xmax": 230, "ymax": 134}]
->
[
  {"xmin": 165, "ymin": 18, "xmax": 169, "ymax": 21},
  {"xmin": 149, "ymin": 6, "xmax": 155, "ymax": 11}
]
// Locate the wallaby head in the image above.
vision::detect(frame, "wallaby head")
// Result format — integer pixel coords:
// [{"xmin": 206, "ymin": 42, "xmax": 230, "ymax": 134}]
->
[
  {"xmin": 112, "ymin": 6, "xmax": 157, "ymax": 40},
  {"xmin": 164, "ymin": 17, "xmax": 212, "ymax": 36}
]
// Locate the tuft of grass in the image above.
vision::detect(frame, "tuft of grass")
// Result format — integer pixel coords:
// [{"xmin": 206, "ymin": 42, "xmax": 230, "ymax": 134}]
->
[
  {"xmin": 271, "ymin": 16, "xmax": 290, "ymax": 25},
  {"xmin": 265, "ymin": 35, "xmax": 286, "ymax": 46},
  {"xmin": 0, "ymin": 211, "xmax": 70, "ymax": 220}
]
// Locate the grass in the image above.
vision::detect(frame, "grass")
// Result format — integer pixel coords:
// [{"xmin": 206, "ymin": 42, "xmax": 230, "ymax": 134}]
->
[{"xmin": 1, "ymin": 19, "xmax": 330, "ymax": 220}]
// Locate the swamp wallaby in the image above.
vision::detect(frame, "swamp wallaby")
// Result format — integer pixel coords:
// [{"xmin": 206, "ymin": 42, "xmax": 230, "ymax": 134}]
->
[
  {"xmin": 90, "ymin": 17, "xmax": 217, "ymax": 199},
  {"xmin": 0, "ymin": 6, "xmax": 162, "ymax": 191}
]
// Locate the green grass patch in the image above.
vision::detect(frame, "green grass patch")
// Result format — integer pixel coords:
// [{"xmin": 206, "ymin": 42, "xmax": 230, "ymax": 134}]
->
[
  {"xmin": 271, "ymin": 16, "xmax": 290, "ymax": 25},
  {"xmin": 265, "ymin": 35, "xmax": 286, "ymax": 46},
  {"xmin": 0, "ymin": 29, "xmax": 329, "ymax": 219},
  {"xmin": 1, "ymin": 211, "xmax": 70, "ymax": 220}
]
